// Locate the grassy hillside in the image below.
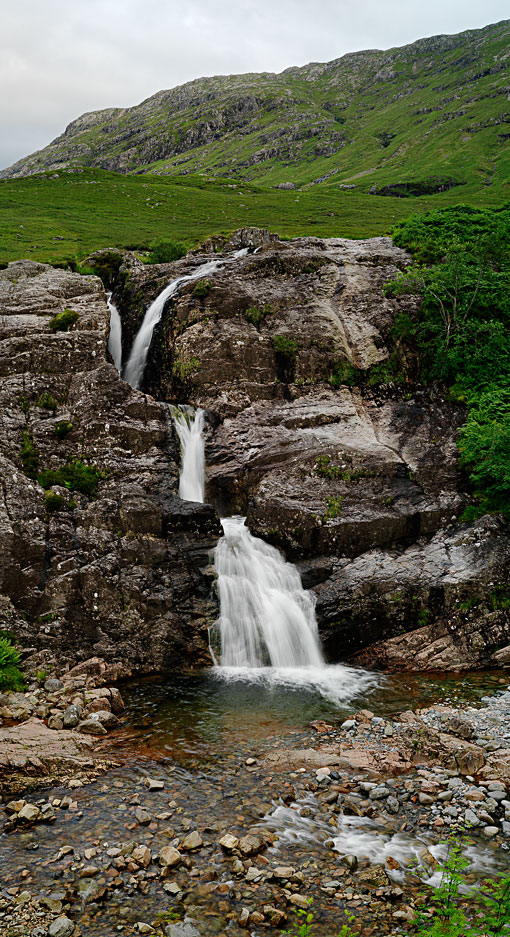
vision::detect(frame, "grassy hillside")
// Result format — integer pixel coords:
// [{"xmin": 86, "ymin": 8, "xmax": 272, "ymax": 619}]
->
[
  {"xmin": 2, "ymin": 20, "xmax": 509, "ymax": 207},
  {"xmin": 1, "ymin": 164, "xmax": 508, "ymax": 266}
]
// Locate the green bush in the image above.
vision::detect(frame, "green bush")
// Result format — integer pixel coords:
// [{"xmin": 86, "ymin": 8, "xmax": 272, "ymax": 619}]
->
[
  {"xmin": 44, "ymin": 490, "xmax": 64, "ymax": 513},
  {"xmin": 244, "ymin": 304, "xmax": 274, "ymax": 327},
  {"xmin": 323, "ymin": 496, "xmax": 343, "ymax": 519},
  {"xmin": 328, "ymin": 360, "xmax": 358, "ymax": 387},
  {"xmin": 148, "ymin": 239, "xmax": 187, "ymax": 264},
  {"xmin": 193, "ymin": 279, "xmax": 211, "ymax": 299},
  {"xmin": 0, "ymin": 636, "xmax": 25, "ymax": 691},
  {"xmin": 20, "ymin": 432, "xmax": 39, "ymax": 479},
  {"xmin": 53, "ymin": 420, "xmax": 73, "ymax": 439},
  {"xmin": 38, "ymin": 459, "xmax": 106, "ymax": 497},
  {"xmin": 49, "ymin": 308, "xmax": 79, "ymax": 332},
  {"xmin": 37, "ymin": 392, "xmax": 58, "ymax": 411},
  {"xmin": 458, "ymin": 387, "xmax": 510, "ymax": 518},
  {"xmin": 272, "ymin": 334, "xmax": 299, "ymax": 359}
]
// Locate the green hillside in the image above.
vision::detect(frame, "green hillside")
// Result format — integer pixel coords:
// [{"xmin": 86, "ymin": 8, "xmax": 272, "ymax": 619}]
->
[
  {"xmin": 1, "ymin": 20, "xmax": 509, "ymax": 201},
  {"xmin": 1, "ymin": 20, "xmax": 509, "ymax": 265}
]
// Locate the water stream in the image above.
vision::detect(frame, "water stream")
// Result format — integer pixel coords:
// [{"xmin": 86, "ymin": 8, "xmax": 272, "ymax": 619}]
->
[
  {"xmin": 171, "ymin": 406, "xmax": 206, "ymax": 503},
  {"xmin": 106, "ymin": 291, "xmax": 122, "ymax": 371},
  {"xmin": 123, "ymin": 249, "xmax": 248, "ymax": 389}
]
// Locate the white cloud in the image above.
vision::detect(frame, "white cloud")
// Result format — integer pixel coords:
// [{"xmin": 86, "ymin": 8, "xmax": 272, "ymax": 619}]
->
[{"xmin": 1, "ymin": 0, "xmax": 508, "ymax": 169}]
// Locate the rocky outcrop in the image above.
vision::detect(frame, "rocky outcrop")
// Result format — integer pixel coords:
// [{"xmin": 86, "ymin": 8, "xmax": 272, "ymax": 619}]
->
[
  {"xmin": 105, "ymin": 230, "xmax": 510, "ymax": 669},
  {"xmin": 1, "ymin": 233, "xmax": 509, "ymax": 674},
  {"xmin": 0, "ymin": 260, "xmax": 220, "ymax": 675}
]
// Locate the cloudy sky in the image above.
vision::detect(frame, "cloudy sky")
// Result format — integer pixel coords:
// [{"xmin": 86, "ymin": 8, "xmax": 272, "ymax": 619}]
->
[{"xmin": 1, "ymin": 0, "xmax": 508, "ymax": 170}]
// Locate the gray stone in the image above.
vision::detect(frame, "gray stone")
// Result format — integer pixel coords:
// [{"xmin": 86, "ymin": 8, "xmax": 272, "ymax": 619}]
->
[
  {"xmin": 63, "ymin": 704, "xmax": 82, "ymax": 728},
  {"xmin": 464, "ymin": 809, "xmax": 480, "ymax": 827},
  {"xmin": 164, "ymin": 924, "xmax": 200, "ymax": 937},
  {"xmin": 44, "ymin": 679, "xmax": 64, "ymax": 692},
  {"xmin": 48, "ymin": 918, "xmax": 74, "ymax": 937}
]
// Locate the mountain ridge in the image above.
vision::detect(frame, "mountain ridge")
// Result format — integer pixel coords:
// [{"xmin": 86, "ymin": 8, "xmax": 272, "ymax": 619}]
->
[{"xmin": 1, "ymin": 19, "xmax": 509, "ymax": 205}]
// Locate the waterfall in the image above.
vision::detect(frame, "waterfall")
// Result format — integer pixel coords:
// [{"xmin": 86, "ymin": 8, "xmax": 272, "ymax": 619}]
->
[
  {"xmin": 172, "ymin": 406, "xmax": 206, "ymax": 503},
  {"xmin": 106, "ymin": 292, "xmax": 122, "ymax": 371},
  {"xmin": 123, "ymin": 249, "xmax": 248, "ymax": 390},
  {"xmin": 212, "ymin": 516, "xmax": 324, "ymax": 669}
]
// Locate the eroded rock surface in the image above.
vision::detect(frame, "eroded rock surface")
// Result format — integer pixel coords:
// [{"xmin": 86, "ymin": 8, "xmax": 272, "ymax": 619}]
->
[{"xmin": 0, "ymin": 260, "xmax": 219, "ymax": 674}]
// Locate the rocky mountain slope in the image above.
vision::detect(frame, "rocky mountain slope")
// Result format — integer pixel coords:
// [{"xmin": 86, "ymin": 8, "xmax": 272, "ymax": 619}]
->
[
  {"xmin": 0, "ymin": 226, "xmax": 496, "ymax": 675},
  {"xmin": 2, "ymin": 20, "xmax": 509, "ymax": 197}
]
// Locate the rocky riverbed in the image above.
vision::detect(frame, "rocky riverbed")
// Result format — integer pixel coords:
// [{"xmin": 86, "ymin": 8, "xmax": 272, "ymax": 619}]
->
[{"xmin": 1, "ymin": 664, "xmax": 510, "ymax": 937}]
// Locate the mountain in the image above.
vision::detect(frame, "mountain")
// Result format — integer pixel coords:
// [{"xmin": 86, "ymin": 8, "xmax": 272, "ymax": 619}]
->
[{"xmin": 2, "ymin": 20, "xmax": 509, "ymax": 195}]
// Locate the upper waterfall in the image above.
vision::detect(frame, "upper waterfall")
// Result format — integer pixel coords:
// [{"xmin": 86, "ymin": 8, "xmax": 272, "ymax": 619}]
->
[
  {"xmin": 172, "ymin": 406, "xmax": 206, "ymax": 503},
  {"xmin": 123, "ymin": 249, "xmax": 248, "ymax": 390}
]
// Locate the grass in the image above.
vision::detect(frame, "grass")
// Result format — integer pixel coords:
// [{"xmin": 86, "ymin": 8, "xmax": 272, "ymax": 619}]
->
[{"xmin": 0, "ymin": 165, "xmax": 508, "ymax": 268}]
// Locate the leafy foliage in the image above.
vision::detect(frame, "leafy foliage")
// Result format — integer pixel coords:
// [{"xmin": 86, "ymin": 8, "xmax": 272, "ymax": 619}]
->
[
  {"xmin": 387, "ymin": 205, "xmax": 510, "ymax": 518},
  {"xmin": 20, "ymin": 432, "xmax": 39, "ymax": 478},
  {"xmin": 193, "ymin": 279, "xmax": 211, "ymax": 299},
  {"xmin": 244, "ymin": 304, "xmax": 274, "ymax": 328},
  {"xmin": 37, "ymin": 392, "xmax": 58, "ymax": 411},
  {"xmin": 0, "ymin": 636, "xmax": 25, "ymax": 692},
  {"xmin": 147, "ymin": 239, "xmax": 187, "ymax": 264},
  {"xmin": 272, "ymin": 334, "xmax": 299, "ymax": 359},
  {"xmin": 38, "ymin": 459, "xmax": 106, "ymax": 497}
]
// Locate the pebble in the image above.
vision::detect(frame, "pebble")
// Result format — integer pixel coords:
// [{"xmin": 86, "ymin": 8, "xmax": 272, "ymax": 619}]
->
[{"xmin": 48, "ymin": 918, "xmax": 74, "ymax": 937}]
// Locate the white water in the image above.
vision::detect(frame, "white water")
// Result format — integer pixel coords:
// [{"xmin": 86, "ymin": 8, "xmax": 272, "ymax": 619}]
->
[
  {"xmin": 123, "ymin": 249, "xmax": 248, "ymax": 389},
  {"xmin": 106, "ymin": 292, "xmax": 122, "ymax": 371},
  {"xmin": 262, "ymin": 800, "xmax": 501, "ymax": 886},
  {"xmin": 210, "ymin": 516, "xmax": 378, "ymax": 704},
  {"xmin": 172, "ymin": 406, "xmax": 206, "ymax": 503}
]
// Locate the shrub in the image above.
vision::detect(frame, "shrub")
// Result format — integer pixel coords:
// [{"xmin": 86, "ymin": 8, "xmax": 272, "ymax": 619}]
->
[
  {"xmin": 457, "ymin": 387, "xmax": 510, "ymax": 518},
  {"xmin": 323, "ymin": 496, "xmax": 343, "ymax": 519},
  {"xmin": 53, "ymin": 420, "xmax": 73, "ymax": 439},
  {"xmin": 44, "ymin": 490, "xmax": 64, "ymax": 513},
  {"xmin": 244, "ymin": 304, "xmax": 274, "ymax": 327},
  {"xmin": 148, "ymin": 240, "xmax": 187, "ymax": 264},
  {"xmin": 272, "ymin": 334, "xmax": 298, "ymax": 360},
  {"xmin": 193, "ymin": 279, "xmax": 212, "ymax": 299},
  {"xmin": 36, "ymin": 392, "xmax": 58, "ymax": 411},
  {"xmin": 38, "ymin": 459, "xmax": 106, "ymax": 497},
  {"xmin": 328, "ymin": 360, "xmax": 358, "ymax": 387},
  {"xmin": 315, "ymin": 455, "xmax": 343, "ymax": 479},
  {"xmin": 49, "ymin": 308, "xmax": 79, "ymax": 332},
  {"xmin": 21, "ymin": 432, "xmax": 40, "ymax": 479},
  {"xmin": 0, "ymin": 636, "xmax": 25, "ymax": 692}
]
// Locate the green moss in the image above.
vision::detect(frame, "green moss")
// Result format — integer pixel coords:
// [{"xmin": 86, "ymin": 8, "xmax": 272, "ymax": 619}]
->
[
  {"xmin": 272, "ymin": 334, "xmax": 298, "ymax": 359},
  {"xmin": 44, "ymin": 490, "xmax": 64, "ymax": 513},
  {"xmin": 315, "ymin": 455, "xmax": 343, "ymax": 479},
  {"xmin": 49, "ymin": 308, "xmax": 79, "ymax": 332},
  {"xmin": 193, "ymin": 279, "xmax": 212, "ymax": 299},
  {"xmin": 244, "ymin": 304, "xmax": 274, "ymax": 327},
  {"xmin": 323, "ymin": 496, "xmax": 343, "ymax": 519},
  {"xmin": 38, "ymin": 459, "xmax": 107, "ymax": 497},
  {"xmin": 328, "ymin": 360, "xmax": 358, "ymax": 387},
  {"xmin": 36, "ymin": 392, "xmax": 58, "ymax": 411},
  {"xmin": 20, "ymin": 432, "xmax": 40, "ymax": 479},
  {"xmin": 53, "ymin": 420, "xmax": 73, "ymax": 439},
  {"xmin": 172, "ymin": 354, "xmax": 201, "ymax": 381}
]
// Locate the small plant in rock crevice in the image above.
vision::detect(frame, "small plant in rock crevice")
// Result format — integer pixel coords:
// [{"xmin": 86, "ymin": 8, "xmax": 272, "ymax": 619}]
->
[
  {"xmin": 48, "ymin": 308, "xmax": 79, "ymax": 332},
  {"xmin": 0, "ymin": 635, "xmax": 25, "ymax": 692}
]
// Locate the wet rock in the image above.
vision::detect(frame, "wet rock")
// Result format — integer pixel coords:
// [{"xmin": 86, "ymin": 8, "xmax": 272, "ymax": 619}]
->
[
  {"xmin": 483, "ymin": 826, "xmax": 499, "ymax": 838},
  {"xmin": 143, "ymin": 777, "xmax": 164, "ymax": 790},
  {"xmin": 239, "ymin": 833, "xmax": 266, "ymax": 856},
  {"xmin": 48, "ymin": 918, "xmax": 74, "ymax": 937},
  {"xmin": 288, "ymin": 894, "xmax": 309, "ymax": 910},
  {"xmin": 164, "ymin": 923, "xmax": 200, "ymax": 937},
  {"xmin": 132, "ymin": 846, "xmax": 152, "ymax": 868},
  {"xmin": 78, "ymin": 719, "xmax": 107, "ymax": 737},
  {"xmin": 18, "ymin": 804, "xmax": 40, "ymax": 822},
  {"xmin": 44, "ymin": 679, "xmax": 63, "ymax": 693},
  {"xmin": 219, "ymin": 833, "xmax": 239, "ymax": 851},
  {"xmin": 135, "ymin": 807, "xmax": 152, "ymax": 825},
  {"xmin": 48, "ymin": 715, "xmax": 64, "ymax": 731},
  {"xmin": 63, "ymin": 705, "xmax": 82, "ymax": 729},
  {"xmin": 159, "ymin": 845, "xmax": 181, "ymax": 868},
  {"xmin": 182, "ymin": 831, "xmax": 203, "ymax": 851}
]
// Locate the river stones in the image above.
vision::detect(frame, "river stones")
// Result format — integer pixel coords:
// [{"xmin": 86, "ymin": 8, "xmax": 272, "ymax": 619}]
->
[
  {"xmin": 181, "ymin": 830, "xmax": 203, "ymax": 850},
  {"xmin": 48, "ymin": 918, "xmax": 74, "ymax": 937},
  {"xmin": 219, "ymin": 833, "xmax": 239, "ymax": 851},
  {"xmin": 158, "ymin": 845, "xmax": 181, "ymax": 868}
]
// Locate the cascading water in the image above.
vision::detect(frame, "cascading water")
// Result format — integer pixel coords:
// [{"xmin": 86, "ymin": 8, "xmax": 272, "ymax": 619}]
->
[
  {"xmin": 212, "ymin": 516, "xmax": 324, "ymax": 669},
  {"xmin": 172, "ymin": 406, "xmax": 206, "ymax": 503},
  {"xmin": 106, "ymin": 292, "xmax": 122, "ymax": 372},
  {"xmin": 210, "ymin": 517, "xmax": 378, "ymax": 704},
  {"xmin": 123, "ymin": 249, "xmax": 248, "ymax": 390}
]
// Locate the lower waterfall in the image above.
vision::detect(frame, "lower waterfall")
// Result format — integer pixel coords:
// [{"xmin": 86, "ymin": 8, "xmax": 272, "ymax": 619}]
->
[{"xmin": 173, "ymin": 413, "xmax": 377, "ymax": 705}]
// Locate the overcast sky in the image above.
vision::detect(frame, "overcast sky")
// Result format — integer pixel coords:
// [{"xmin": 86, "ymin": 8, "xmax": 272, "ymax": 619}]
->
[{"xmin": 1, "ymin": 0, "xmax": 508, "ymax": 170}]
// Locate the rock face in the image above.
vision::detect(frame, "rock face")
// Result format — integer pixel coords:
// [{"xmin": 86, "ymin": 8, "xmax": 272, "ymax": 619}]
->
[
  {"xmin": 1, "ymin": 234, "xmax": 509, "ymax": 674},
  {"xmin": 0, "ymin": 260, "xmax": 219, "ymax": 674},
  {"xmin": 104, "ymin": 230, "xmax": 510, "ymax": 669}
]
